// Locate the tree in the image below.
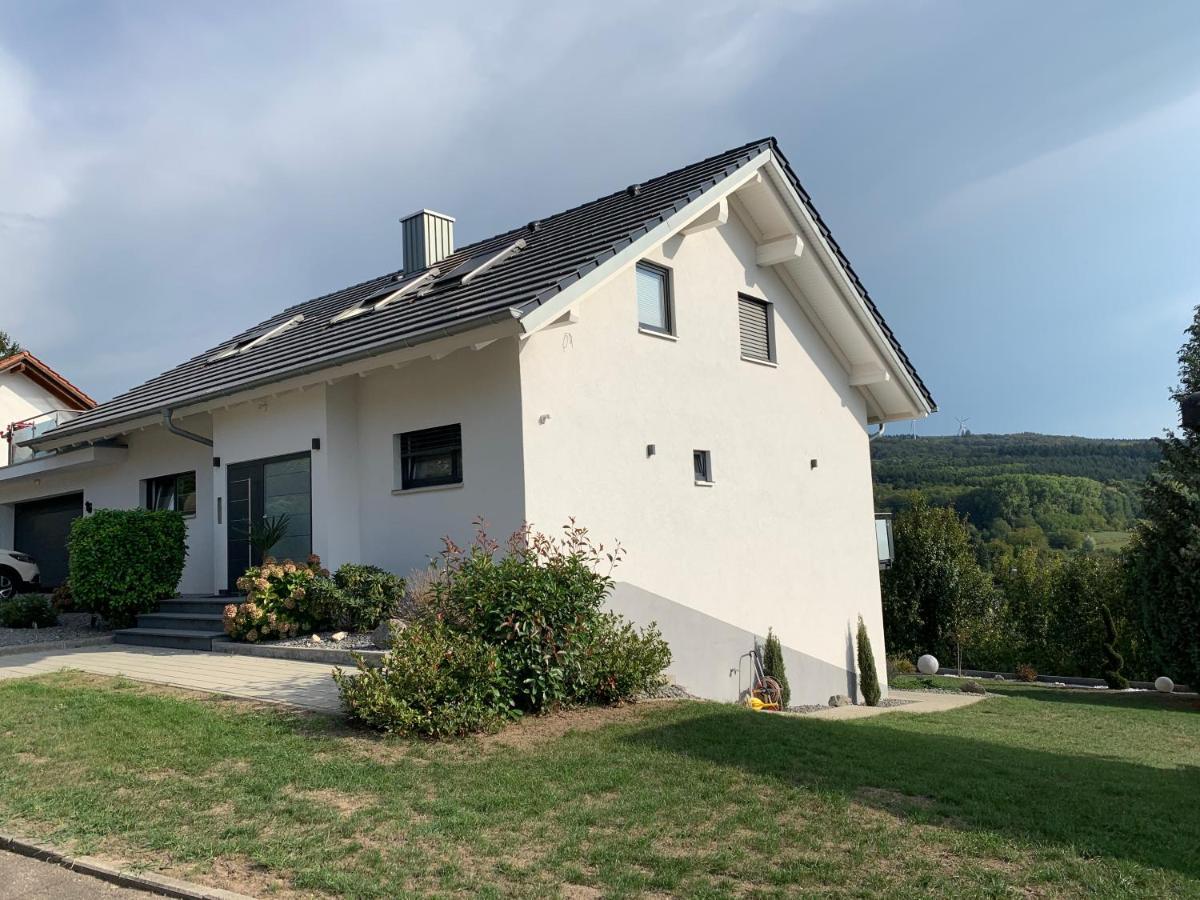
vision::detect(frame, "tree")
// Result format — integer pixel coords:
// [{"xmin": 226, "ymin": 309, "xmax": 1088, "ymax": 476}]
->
[
  {"xmin": 1127, "ymin": 305, "xmax": 1200, "ymax": 688},
  {"xmin": 0, "ymin": 331, "xmax": 20, "ymax": 359},
  {"xmin": 856, "ymin": 616, "xmax": 881, "ymax": 706},
  {"xmin": 761, "ymin": 628, "xmax": 790, "ymax": 707},
  {"xmin": 881, "ymin": 493, "xmax": 994, "ymax": 668}
]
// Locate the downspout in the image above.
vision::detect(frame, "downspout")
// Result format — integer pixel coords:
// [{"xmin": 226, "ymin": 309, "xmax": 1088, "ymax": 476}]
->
[
  {"xmin": 162, "ymin": 408, "xmax": 213, "ymax": 447},
  {"xmin": 868, "ymin": 422, "xmax": 886, "ymax": 442}
]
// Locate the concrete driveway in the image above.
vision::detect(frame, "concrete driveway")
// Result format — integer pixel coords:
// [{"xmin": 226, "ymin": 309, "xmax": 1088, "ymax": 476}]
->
[{"xmin": 0, "ymin": 645, "xmax": 342, "ymax": 712}]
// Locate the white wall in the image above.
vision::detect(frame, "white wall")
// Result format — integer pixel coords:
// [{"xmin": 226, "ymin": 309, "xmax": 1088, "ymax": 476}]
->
[
  {"xmin": 518, "ymin": 209, "xmax": 887, "ymax": 703},
  {"xmin": 354, "ymin": 339, "xmax": 526, "ymax": 579},
  {"xmin": 0, "ymin": 415, "xmax": 215, "ymax": 593}
]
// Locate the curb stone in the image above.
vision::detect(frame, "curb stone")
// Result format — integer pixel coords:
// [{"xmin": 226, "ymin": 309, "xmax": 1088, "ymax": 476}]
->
[
  {"xmin": 0, "ymin": 832, "xmax": 258, "ymax": 899},
  {"xmin": 0, "ymin": 634, "xmax": 114, "ymax": 658},
  {"xmin": 211, "ymin": 640, "xmax": 385, "ymax": 667}
]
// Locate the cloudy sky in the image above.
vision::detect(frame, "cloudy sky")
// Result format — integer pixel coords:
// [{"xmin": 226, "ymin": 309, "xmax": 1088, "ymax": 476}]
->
[{"xmin": 1, "ymin": 1, "xmax": 1198, "ymax": 437}]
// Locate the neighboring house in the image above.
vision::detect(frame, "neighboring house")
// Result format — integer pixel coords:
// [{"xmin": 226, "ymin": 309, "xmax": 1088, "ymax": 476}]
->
[
  {"xmin": 0, "ymin": 138, "xmax": 934, "ymax": 703},
  {"xmin": 0, "ymin": 351, "xmax": 95, "ymax": 586}
]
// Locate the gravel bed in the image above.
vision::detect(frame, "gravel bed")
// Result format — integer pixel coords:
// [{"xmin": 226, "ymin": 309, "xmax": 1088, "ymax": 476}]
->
[
  {"xmin": 0, "ymin": 611, "xmax": 111, "ymax": 649},
  {"xmin": 638, "ymin": 682, "xmax": 699, "ymax": 701},
  {"xmin": 878, "ymin": 697, "xmax": 915, "ymax": 707},
  {"xmin": 264, "ymin": 631, "xmax": 377, "ymax": 650},
  {"xmin": 786, "ymin": 704, "xmax": 828, "ymax": 714}
]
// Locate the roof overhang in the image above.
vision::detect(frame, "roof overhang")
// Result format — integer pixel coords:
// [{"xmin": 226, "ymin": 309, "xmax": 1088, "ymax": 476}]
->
[
  {"xmin": 518, "ymin": 149, "xmax": 934, "ymax": 424},
  {"xmin": 27, "ymin": 313, "xmax": 524, "ymax": 452}
]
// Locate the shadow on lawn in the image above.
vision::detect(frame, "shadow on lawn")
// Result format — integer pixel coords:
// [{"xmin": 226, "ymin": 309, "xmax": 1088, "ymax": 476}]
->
[
  {"xmin": 621, "ymin": 705, "xmax": 1200, "ymax": 879},
  {"xmin": 984, "ymin": 685, "xmax": 1200, "ymax": 714}
]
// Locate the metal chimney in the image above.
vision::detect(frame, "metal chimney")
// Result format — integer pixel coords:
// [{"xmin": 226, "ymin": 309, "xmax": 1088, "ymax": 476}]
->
[{"xmin": 401, "ymin": 209, "xmax": 455, "ymax": 274}]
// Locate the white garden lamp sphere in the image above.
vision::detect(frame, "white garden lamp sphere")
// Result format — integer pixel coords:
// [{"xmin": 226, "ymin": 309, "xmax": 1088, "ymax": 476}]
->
[
  {"xmin": 1155, "ymin": 676, "xmax": 1175, "ymax": 694},
  {"xmin": 917, "ymin": 654, "xmax": 939, "ymax": 676}
]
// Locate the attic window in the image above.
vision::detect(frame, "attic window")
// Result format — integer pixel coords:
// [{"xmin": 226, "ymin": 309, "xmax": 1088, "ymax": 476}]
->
[
  {"xmin": 435, "ymin": 239, "xmax": 526, "ymax": 287},
  {"xmin": 329, "ymin": 268, "xmax": 440, "ymax": 324},
  {"xmin": 208, "ymin": 314, "xmax": 304, "ymax": 362}
]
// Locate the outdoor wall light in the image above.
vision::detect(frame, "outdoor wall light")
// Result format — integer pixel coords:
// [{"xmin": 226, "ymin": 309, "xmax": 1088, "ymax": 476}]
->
[
  {"xmin": 811, "ymin": 458, "xmax": 818, "ymax": 469},
  {"xmin": 312, "ymin": 437, "xmax": 321, "ymax": 451},
  {"xmin": 647, "ymin": 444, "xmax": 656, "ymax": 457}
]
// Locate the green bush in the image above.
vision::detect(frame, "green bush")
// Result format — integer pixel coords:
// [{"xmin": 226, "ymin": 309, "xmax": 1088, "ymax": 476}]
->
[
  {"xmin": 761, "ymin": 628, "xmax": 790, "ymax": 707},
  {"xmin": 69, "ymin": 509, "xmax": 187, "ymax": 627},
  {"xmin": 330, "ymin": 564, "xmax": 405, "ymax": 632},
  {"xmin": 580, "ymin": 613, "xmax": 672, "ymax": 704},
  {"xmin": 333, "ymin": 620, "xmax": 510, "ymax": 737},
  {"xmin": 857, "ymin": 616, "xmax": 881, "ymax": 706},
  {"xmin": 0, "ymin": 594, "xmax": 57, "ymax": 629},
  {"xmin": 426, "ymin": 522, "xmax": 644, "ymax": 712},
  {"xmin": 226, "ymin": 557, "xmax": 323, "ymax": 641}
]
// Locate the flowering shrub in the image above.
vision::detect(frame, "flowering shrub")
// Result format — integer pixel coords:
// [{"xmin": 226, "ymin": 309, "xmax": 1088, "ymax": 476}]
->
[{"xmin": 224, "ymin": 555, "xmax": 326, "ymax": 641}]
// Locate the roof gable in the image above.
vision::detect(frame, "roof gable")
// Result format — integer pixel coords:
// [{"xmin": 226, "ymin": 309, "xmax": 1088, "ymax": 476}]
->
[
  {"xmin": 0, "ymin": 351, "xmax": 95, "ymax": 411},
  {"xmin": 37, "ymin": 137, "xmax": 932, "ymax": 445}
]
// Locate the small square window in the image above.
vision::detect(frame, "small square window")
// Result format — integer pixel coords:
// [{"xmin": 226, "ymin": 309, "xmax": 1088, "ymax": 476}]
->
[
  {"xmin": 636, "ymin": 262, "xmax": 673, "ymax": 334},
  {"xmin": 693, "ymin": 450, "xmax": 713, "ymax": 484},
  {"xmin": 146, "ymin": 471, "xmax": 197, "ymax": 516},
  {"xmin": 396, "ymin": 423, "xmax": 462, "ymax": 490}
]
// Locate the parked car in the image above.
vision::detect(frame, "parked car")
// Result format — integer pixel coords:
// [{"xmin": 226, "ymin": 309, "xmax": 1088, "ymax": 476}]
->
[{"xmin": 0, "ymin": 550, "xmax": 40, "ymax": 600}]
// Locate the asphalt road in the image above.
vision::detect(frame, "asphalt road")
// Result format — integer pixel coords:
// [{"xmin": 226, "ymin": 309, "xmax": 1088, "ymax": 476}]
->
[{"xmin": 0, "ymin": 851, "xmax": 157, "ymax": 899}]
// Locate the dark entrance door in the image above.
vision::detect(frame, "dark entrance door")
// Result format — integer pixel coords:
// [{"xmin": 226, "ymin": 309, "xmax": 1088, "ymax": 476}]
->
[
  {"xmin": 226, "ymin": 452, "xmax": 312, "ymax": 590},
  {"xmin": 14, "ymin": 492, "xmax": 85, "ymax": 588}
]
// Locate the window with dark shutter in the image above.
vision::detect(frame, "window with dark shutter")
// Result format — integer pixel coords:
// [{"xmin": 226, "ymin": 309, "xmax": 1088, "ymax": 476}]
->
[
  {"xmin": 397, "ymin": 423, "xmax": 462, "ymax": 490},
  {"xmin": 738, "ymin": 295, "xmax": 774, "ymax": 362}
]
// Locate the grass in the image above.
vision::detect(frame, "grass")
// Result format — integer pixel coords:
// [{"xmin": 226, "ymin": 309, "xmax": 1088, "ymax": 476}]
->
[
  {"xmin": 1088, "ymin": 530, "xmax": 1133, "ymax": 551},
  {"xmin": 0, "ymin": 673, "xmax": 1197, "ymax": 898}
]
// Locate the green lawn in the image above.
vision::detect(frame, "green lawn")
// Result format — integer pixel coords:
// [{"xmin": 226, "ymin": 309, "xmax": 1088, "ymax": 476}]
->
[{"xmin": 0, "ymin": 673, "xmax": 1197, "ymax": 898}]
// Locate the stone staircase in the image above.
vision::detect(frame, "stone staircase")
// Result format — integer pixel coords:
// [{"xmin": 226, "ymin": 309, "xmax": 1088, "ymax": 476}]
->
[{"xmin": 113, "ymin": 596, "xmax": 231, "ymax": 651}]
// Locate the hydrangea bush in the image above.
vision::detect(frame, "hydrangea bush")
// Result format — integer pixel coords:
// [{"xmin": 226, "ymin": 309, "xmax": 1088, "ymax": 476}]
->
[{"xmin": 223, "ymin": 555, "xmax": 326, "ymax": 641}]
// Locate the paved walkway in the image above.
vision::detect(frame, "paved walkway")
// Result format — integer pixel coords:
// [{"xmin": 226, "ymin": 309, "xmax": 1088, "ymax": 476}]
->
[
  {"xmin": 797, "ymin": 688, "xmax": 987, "ymax": 720},
  {"xmin": 0, "ymin": 645, "xmax": 342, "ymax": 712}
]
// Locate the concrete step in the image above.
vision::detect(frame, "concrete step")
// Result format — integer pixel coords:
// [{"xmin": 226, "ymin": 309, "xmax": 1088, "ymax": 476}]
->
[
  {"xmin": 113, "ymin": 628, "xmax": 225, "ymax": 652},
  {"xmin": 136, "ymin": 612, "xmax": 226, "ymax": 632},
  {"xmin": 157, "ymin": 597, "xmax": 234, "ymax": 615}
]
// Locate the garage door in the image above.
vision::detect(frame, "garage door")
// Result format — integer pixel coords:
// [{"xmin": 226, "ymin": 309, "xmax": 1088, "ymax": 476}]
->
[{"xmin": 14, "ymin": 493, "xmax": 84, "ymax": 589}]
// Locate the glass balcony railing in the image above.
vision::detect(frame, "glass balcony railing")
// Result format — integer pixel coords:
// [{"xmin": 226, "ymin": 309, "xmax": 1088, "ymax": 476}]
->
[{"xmin": 5, "ymin": 409, "xmax": 82, "ymax": 466}]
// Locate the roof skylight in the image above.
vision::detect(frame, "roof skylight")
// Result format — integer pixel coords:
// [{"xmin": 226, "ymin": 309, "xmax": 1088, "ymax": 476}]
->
[
  {"xmin": 435, "ymin": 239, "xmax": 526, "ymax": 287},
  {"xmin": 208, "ymin": 314, "xmax": 305, "ymax": 362},
  {"xmin": 329, "ymin": 268, "xmax": 440, "ymax": 324}
]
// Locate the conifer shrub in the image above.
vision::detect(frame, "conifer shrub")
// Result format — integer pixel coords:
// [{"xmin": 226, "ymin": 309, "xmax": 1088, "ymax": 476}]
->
[
  {"xmin": 1101, "ymin": 604, "xmax": 1129, "ymax": 690},
  {"xmin": 762, "ymin": 628, "xmax": 791, "ymax": 707},
  {"xmin": 856, "ymin": 616, "xmax": 882, "ymax": 706}
]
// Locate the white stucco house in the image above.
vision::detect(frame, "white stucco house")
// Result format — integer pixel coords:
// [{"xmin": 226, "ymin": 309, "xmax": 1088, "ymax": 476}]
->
[
  {"xmin": 0, "ymin": 138, "xmax": 934, "ymax": 703},
  {"xmin": 0, "ymin": 351, "xmax": 95, "ymax": 587}
]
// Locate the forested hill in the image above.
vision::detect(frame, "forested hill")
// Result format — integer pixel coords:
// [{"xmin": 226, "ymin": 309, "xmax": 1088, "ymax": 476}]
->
[{"xmin": 872, "ymin": 433, "xmax": 1161, "ymax": 551}]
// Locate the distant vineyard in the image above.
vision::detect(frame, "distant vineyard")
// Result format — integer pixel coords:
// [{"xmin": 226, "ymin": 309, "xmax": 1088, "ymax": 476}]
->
[{"xmin": 872, "ymin": 433, "xmax": 1160, "ymax": 552}]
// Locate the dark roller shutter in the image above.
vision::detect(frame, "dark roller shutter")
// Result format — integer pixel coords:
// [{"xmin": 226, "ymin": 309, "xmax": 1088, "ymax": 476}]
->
[{"xmin": 738, "ymin": 296, "xmax": 773, "ymax": 362}]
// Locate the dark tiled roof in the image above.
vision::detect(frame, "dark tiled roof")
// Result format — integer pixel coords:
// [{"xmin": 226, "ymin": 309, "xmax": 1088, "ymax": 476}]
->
[{"xmin": 42, "ymin": 137, "xmax": 932, "ymax": 443}]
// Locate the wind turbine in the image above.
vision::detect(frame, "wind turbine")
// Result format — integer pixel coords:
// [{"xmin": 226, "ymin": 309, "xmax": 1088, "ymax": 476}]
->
[{"xmin": 956, "ymin": 416, "xmax": 970, "ymax": 437}]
